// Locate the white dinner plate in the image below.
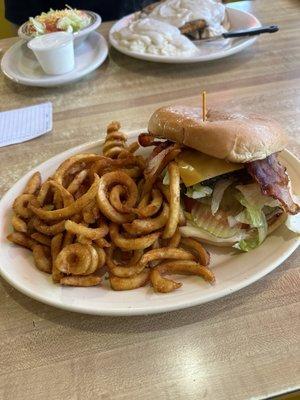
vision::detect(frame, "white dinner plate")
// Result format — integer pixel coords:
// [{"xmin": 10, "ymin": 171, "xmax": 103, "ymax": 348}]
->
[
  {"xmin": 1, "ymin": 31, "xmax": 108, "ymax": 87},
  {"xmin": 0, "ymin": 135, "xmax": 299, "ymax": 316},
  {"xmin": 109, "ymin": 7, "xmax": 261, "ymax": 63}
]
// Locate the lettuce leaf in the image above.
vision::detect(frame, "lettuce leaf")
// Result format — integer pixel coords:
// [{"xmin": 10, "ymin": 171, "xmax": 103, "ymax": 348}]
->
[
  {"xmin": 235, "ymin": 183, "xmax": 279, "ymax": 209},
  {"xmin": 185, "ymin": 183, "xmax": 212, "ymax": 199},
  {"xmin": 234, "ymin": 183, "xmax": 270, "ymax": 251},
  {"xmin": 29, "ymin": 17, "xmax": 45, "ymax": 34},
  {"xmin": 227, "ymin": 210, "xmax": 249, "ymax": 227},
  {"xmin": 233, "ymin": 213, "xmax": 268, "ymax": 251},
  {"xmin": 211, "ymin": 178, "xmax": 233, "ymax": 215}
]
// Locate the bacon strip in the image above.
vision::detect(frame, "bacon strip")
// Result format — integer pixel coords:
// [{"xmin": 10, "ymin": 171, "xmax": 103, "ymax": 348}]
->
[
  {"xmin": 246, "ymin": 153, "xmax": 299, "ymax": 215},
  {"xmin": 138, "ymin": 133, "xmax": 164, "ymax": 147}
]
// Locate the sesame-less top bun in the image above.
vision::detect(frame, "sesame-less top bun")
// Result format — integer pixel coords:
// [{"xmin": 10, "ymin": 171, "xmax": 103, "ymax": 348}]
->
[{"xmin": 148, "ymin": 106, "xmax": 288, "ymax": 163}]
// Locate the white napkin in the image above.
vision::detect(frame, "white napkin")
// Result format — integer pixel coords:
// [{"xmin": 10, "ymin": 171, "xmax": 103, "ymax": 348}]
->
[{"xmin": 0, "ymin": 102, "xmax": 52, "ymax": 147}]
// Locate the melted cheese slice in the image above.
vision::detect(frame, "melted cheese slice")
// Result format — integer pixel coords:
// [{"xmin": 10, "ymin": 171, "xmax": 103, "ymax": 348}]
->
[{"xmin": 176, "ymin": 149, "xmax": 243, "ymax": 187}]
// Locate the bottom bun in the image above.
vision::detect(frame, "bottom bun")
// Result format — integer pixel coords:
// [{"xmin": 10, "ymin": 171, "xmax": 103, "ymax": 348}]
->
[{"xmin": 180, "ymin": 212, "xmax": 287, "ymax": 247}]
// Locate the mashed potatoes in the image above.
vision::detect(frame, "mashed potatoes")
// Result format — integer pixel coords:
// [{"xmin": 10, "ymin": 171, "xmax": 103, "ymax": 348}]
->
[
  {"xmin": 148, "ymin": 0, "xmax": 227, "ymax": 37},
  {"xmin": 113, "ymin": 18, "xmax": 198, "ymax": 56}
]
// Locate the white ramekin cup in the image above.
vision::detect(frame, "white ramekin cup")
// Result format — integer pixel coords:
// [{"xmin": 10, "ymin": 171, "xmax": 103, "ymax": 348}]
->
[{"xmin": 27, "ymin": 32, "xmax": 75, "ymax": 75}]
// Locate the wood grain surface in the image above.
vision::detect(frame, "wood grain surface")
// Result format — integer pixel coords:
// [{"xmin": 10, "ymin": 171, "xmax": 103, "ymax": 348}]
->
[{"xmin": 0, "ymin": 1, "xmax": 299, "ymax": 399}]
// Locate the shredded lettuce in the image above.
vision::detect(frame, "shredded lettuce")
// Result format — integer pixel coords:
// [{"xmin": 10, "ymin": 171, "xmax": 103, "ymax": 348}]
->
[
  {"xmin": 29, "ymin": 17, "xmax": 45, "ymax": 35},
  {"xmin": 57, "ymin": 17, "xmax": 75, "ymax": 32},
  {"xmin": 227, "ymin": 210, "xmax": 249, "ymax": 227},
  {"xmin": 233, "ymin": 214, "xmax": 268, "ymax": 251},
  {"xmin": 236, "ymin": 183, "xmax": 279, "ymax": 209},
  {"xmin": 28, "ymin": 6, "xmax": 91, "ymax": 35},
  {"xmin": 234, "ymin": 183, "xmax": 271, "ymax": 251},
  {"xmin": 185, "ymin": 183, "xmax": 212, "ymax": 199},
  {"xmin": 211, "ymin": 178, "xmax": 233, "ymax": 215}
]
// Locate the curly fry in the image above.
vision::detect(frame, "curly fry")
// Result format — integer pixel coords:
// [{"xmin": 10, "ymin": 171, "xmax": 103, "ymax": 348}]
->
[
  {"xmin": 60, "ymin": 274, "xmax": 102, "ymax": 287},
  {"xmin": 55, "ymin": 243, "xmax": 95, "ymax": 275},
  {"xmin": 51, "ymin": 233, "xmax": 64, "ymax": 283},
  {"xmin": 13, "ymin": 194, "xmax": 35, "ymax": 219},
  {"xmin": 33, "ymin": 217, "xmax": 66, "ymax": 236},
  {"xmin": 118, "ymin": 142, "xmax": 140, "ymax": 158},
  {"xmin": 65, "ymin": 219, "xmax": 108, "ymax": 240},
  {"xmin": 94, "ymin": 238, "xmax": 111, "ymax": 248},
  {"xmin": 30, "ymin": 175, "xmax": 100, "ymax": 221},
  {"xmin": 106, "ymin": 245, "xmax": 144, "ymax": 277},
  {"xmin": 53, "ymin": 189, "xmax": 63, "ymax": 209},
  {"xmin": 103, "ymin": 121, "xmax": 127, "ymax": 159},
  {"xmin": 140, "ymin": 247, "xmax": 195, "ymax": 266},
  {"xmin": 162, "ymin": 162, "xmax": 180, "ymax": 239},
  {"xmin": 37, "ymin": 180, "xmax": 74, "ymax": 208},
  {"xmin": 32, "ymin": 245, "xmax": 52, "ymax": 273},
  {"xmin": 157, "ymin": 182, "xmax": 186, "ymax": 226},
  {"xmin": 168, "ymin": 229, "xmax": 181, "ymax": 248},
  {"xmin": 97, "ymin": 171, "xmax": 137, "ymax": 223},
  {"xmin": 109, "ymin": 269, "xmax": 150, "ymax": 291},
  {"xmin": 151, "ymin": 260, "xmax": 215, "ymax": 293},
  {"xmin": 7, "ymin": 232, "xmax": 37, "ymax": 250},
  {"xmin": 67, "ymin": 169, "xmax": 88, "ymax": 195},
  {"xmin": 12, "ymin": 214, "xmax": 27, "ymax": 233},
  {"xmin": 109, "ymin": 184, "xmax": 131, "ymax": 213},
  {"xmin": 85, "ymin": 245, "xmax": 100, "ymax": 274},
  {"xmin": 31, "ymin": 232, "xmax": 52, "ymax": 247},
  {"xmin": 23, "ymin": 172, "xmax": 41, "ymax": 195},
  {"xmin": 123, "ymin": 202, "xmax": 169, "ymax": 235},
  {"xmin": 94, "ymin": 246, "xmax": 106, "ymax": 269},
  {"xmin": 159, "ymin": 260, "xmax": 215, "ymax": 282},
  {"xmin": 110, "ymin": 223, "xmax": 160, "ymax": 250},
  {"xmin": 54, "ymin": 154, "xmax": 103, "ymax": 185},
  {"xmin": 180, "ymin": 237, "xmax": 210, "ymax": 266},
  {"xmin": 150, "ymin": 269, "xmax": 182, "ymax": 293},
  {"xmin": 62, "ymin": 231, "xmax": 75, "ymax": 248},
  {"xmin": 136, "ymin": 188, "xmax": 163, "ymax": 218}
]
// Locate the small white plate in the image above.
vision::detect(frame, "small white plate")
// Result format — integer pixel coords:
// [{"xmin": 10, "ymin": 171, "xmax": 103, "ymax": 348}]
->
[
  {"xmin": 109, "ymin": 7, "xmax": 261, "ymax": 63},
  {"xmin": 0, "ymin": 135, "xmax": 299, "ymax": 316},
  {"xmin": 1, "ymin": 31, "xmax": 108, "ymax": 87}
]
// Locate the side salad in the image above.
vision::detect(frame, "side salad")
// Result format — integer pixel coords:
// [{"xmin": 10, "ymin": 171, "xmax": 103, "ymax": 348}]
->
[{"xmin": 26, "ymin": 5, "xmax": 92, "ymax": 36}]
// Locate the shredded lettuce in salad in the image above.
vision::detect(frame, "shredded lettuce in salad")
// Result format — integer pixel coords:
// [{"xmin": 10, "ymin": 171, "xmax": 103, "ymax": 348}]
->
[{"xmin": 28, "ymin": 5, "xmax": 91, "ymax": 35}]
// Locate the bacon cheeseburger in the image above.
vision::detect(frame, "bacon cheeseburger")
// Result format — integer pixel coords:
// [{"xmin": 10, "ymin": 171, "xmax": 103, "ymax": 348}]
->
[{"xmin": 139, "ymin": 106, "xmax": 300, "ymax": 251}]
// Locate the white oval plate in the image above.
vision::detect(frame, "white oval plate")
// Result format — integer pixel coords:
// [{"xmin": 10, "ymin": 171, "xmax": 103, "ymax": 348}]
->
[
  {"xmin": 109, "ymin": 7, "xmax": 261, "ymax": 64},
  {"xmin": 1, "ymin": 31, "xmax": 108, "ymax": 87},
  {"xmin": 0, "ymin": 135, "xmax": 299, "ymax": 316}
]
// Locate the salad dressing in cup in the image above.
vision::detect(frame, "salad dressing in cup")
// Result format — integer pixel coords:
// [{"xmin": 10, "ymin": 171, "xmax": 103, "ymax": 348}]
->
[{"xmin": 28, "ymin": 32, "xmax": 75, "ymax": 75}]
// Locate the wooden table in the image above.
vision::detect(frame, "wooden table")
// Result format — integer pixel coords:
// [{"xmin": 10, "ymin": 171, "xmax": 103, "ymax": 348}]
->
[{"xmin": 0, "ymin": 1, "xmax": 299, "ymax": 399}]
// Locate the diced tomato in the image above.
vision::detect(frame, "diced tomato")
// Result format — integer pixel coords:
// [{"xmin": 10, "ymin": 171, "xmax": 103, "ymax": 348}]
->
[{"xmin": 45, "ymin": 20, "xmax": 61, "ymax": 33}]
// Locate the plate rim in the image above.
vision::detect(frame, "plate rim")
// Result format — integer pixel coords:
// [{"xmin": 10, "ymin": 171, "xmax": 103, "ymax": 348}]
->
[
  {"xmin": 109, "ymin": 7, "xmax": 261, "ymax": 64},
  {"xmin": 0, "ymin": 31, "xmax": 108, "ymax": 87},
  {"xmin": 0, "ymin": 135, "xmax": 299, "ymax": 316}
]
